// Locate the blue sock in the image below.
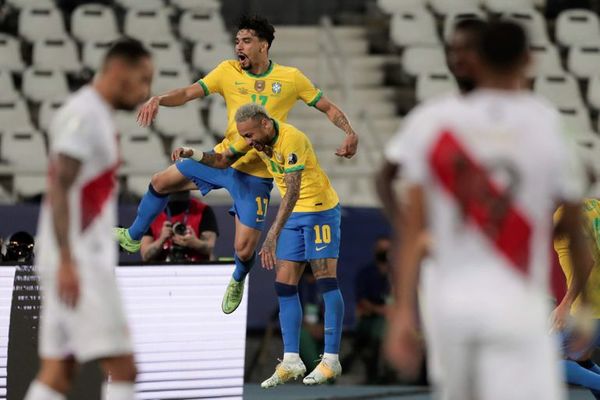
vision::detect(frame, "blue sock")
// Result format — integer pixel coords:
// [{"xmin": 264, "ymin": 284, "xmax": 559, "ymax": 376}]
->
[
  {"xmin": 564, "ymin": 359, "xmax": 600, "ymax": 396},
  {"xmin": 128, "ymin": 184, "xmax": 169, "ymax": 240},
  {"xmin": 232, "ymin": 252, "xmax": 256, "ymax": 282},
  {"xmin": 317, "ymin": 278, "xmax": 344, "ymax": 354},
  {"xmin": 275, "ymin": 282, "xmax": 302, "ymax": 354}
]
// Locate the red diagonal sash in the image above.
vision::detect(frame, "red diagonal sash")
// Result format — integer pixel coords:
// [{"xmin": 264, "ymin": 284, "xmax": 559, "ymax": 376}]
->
[{"xmin": 429, "ymin": 131, "xmax": 532, "ymax": 275}]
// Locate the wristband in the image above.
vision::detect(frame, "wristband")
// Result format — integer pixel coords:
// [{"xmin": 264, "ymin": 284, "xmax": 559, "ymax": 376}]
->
[{"xmin": 182, "ymin": 147, "xmax": 204, "ymax": 162}]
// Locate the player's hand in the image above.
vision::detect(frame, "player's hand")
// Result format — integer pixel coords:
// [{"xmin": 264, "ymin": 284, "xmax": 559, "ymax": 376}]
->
[
  {"xmin": 171, "ymin": 147, "xmax": 194, "ymax": 162},
  {"xmin": 385, "ymin": 308, "xmax": 422, "ymax": 379},
  {"xmin": 259, "ymin": 234, "xmax": 277, "ymax": 270},
  {"xmin": 137, "ymin": 96, "xmax": 160, "ymax": 127},
  {"xmin": 159, "ymin": 221, "xmax": 173, "ymax": 242},
  {"xmin": 335, "ymin": 133, "xmax": 358, "ymax": 159},
  {"xmin": 57, "ymin": 256, "xmax": 80, "ymax": 308},
  {"xmin": 550, "ymin": 301, "xmax": 571, "ymax": 332}
]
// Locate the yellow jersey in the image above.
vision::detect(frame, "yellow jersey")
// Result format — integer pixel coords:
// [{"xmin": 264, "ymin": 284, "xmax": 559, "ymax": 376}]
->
[
  {"xmin": 198, "ymin": 60, "xmax": 322, "ymax": 179},
  {"xmin": 230, "ymin": 120, "xmax": 339, "ymax": 213},
  {"xmin": 554, "ymin": 199, "xmax": 600, "ymax": 317}
]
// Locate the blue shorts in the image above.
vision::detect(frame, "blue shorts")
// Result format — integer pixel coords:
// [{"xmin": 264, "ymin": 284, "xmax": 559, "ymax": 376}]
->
[
  {"xmin": 176, "ymin": 159, "xmax": 273, "ymax": 230},
  {"xmin": 276, "ymin": 204, "xmax": 341, "ymax": 262},
  {"xmin": 559, "ymin": 319, "xmax": 600, "ymax": 360}
]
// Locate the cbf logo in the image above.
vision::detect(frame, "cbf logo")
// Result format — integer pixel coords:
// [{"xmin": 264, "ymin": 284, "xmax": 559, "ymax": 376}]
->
[{"xmin": 272, "ymin": 81, "xmax": 282, "ymax": 95}]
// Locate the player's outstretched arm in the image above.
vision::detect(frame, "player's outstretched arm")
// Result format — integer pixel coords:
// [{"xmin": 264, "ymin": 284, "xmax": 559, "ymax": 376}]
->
[
  {"xmin": 259, "ymin": 171, "xmax": 302, "ymax": 269},
  {"xmin": 137, "ymin": 83, "xmax": 206, "ymax": 127},
  {"xmin": 314, "ymin": 96, "xmax": 359, "ymax": 159},
  {"xmin": 171, "ymin": 146, "xmax": 240, "ymax": 169},
  {"xmin": 48, "ymin": 153, "xmax": 82, "ymax": 308}
]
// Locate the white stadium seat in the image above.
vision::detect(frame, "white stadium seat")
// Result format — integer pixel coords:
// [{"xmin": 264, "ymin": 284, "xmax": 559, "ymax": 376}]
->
[
  {"xmin": 402, "ymin": 46, "xmax": 447, "ymax": 76},
  {"xmin": 416, "ymin": 71, "xmax": 459, "ymax": 103},
  {"xmin": 527, "ymin": 44, "xmax": 564, "ymax": 78},
  {"xmin": 0, "ymin": 70, "xmax": 19, "ymax": 102},
  {"xmin": 558, "ymin": 106, "xmax": 592, "ymax": 133},
  {"xmin": 556, "ymin": 9, "xmax": 600, "ymax": 48},
  {"xmin": 152, "ymin": 66, "xmax": 192, "ymax": 97},
  {"xmin": 533, "ymin": 74, "xmax": 584, "ymax": 109},
  {"xmin": 82, "ymin": 41, "xmax": 113, "ymax": 71},
  {"xmin": 429, "ymin": 0, "xmax": 480, "ymax": 17},
  {"xmin": 207, "ymin": 97, "xmax": 228, "ymax": 134},
  {"xmin": 120, "ymin": 134, "xmax": 168, "ymax": 173},
  {"xmin": 13, "ymin": 175, "xmax": 47, "ymax": 198},
  {"xmin": 377, "ymin": 0, "xmax": 426, "ymax": 14},
  {"xmin": 22, "ymin": 68, "xmax": 69, "ymax": 103},
  {"xmin": 1, "ymin": 130, "xmax": 47, "ymax": 172},
  {"xmin": 145, "ymin": 40, "xmax": 186, "ymax": 69},
  {"xmin": 0, "ymin": 34, "xmax": 25, "ymax": 73},
  {"xmin": 32, "ymin": 38, "xmax": 81, "ymax": 73},
  {"xmin": 0, "ymin": 99, "xmax": 34, "ymax": 131},
  {"xmin": 38, "ymin": 100, "xmax": 64, "ymax": 132},
  {"xmin": 192, "ymin": 41, "xmax": 234, "ymax": 73},
  {"xmin": 443, "ymin": 11, "xmax": 486, "ymax": 42},
  {"xmin": 114, "ymin": 110, "xmax": 151, "ymax": 138},
  {"xmin": 6, "ymin": 0, "xmax": 54, "ymax": 9},
  {"xmin": 125, "ymin": 9, "xmax": 174, "ymax": 41},
  {"xmin": 587, "ymin": 75, "xmax": 600, "ymax": 110},
  {"xmin": 504, "ymin": 10, "xmax": 549, "ymax": 46},
  {"xmin": 115, "ymin": 0, "xmax": 165, "ymax": 11},
  {"xmin": 483, "ymin": 0, "xmax": 535, "ymax": 13},
  {"xmin": 171, "ymin": 0, "xmax": 220, "ymax": 13},
  {"xmin": 568, "ymin": 46, "xmax": 600, "ymax": 79},
  {"xmin": 179, "ymin": 10, "xmax": 230, "ymax": 44},
  {"xmin": 390, "ymin": 9, "xmax": 440, "ymax": 47},
  {"xmin": 19, "ymin": 6, "xmax": 67, "ymax": 42},
  {"xmin": 71, "ymin": 4, "xmax": 120, "ymax": 43},
  {"xmin": 153, "ymin": 101, "xmax": 206, "ymax": 139}
]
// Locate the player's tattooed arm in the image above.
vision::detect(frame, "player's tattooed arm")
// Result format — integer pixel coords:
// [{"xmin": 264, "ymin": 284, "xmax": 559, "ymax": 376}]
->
[
  {"xmin": 314, "ymin": 96, "xmax": 359, "ymax": 158},
  {"xmin": 171, "ymin": 146, "xmax": 242, "ymax": 169},
  {"xmin": 260, "ymin": 171, "xmax": 302, "ymax": 269}
]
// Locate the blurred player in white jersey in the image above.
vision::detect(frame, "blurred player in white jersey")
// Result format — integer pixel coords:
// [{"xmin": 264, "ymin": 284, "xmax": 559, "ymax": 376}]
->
[
  {"xmin": 25, "ymin": 39, "xmax": 153, "ymax": 400},
  {"xmin": 384, "ymin": 22, "xmax": 590, "ymax": 400}
]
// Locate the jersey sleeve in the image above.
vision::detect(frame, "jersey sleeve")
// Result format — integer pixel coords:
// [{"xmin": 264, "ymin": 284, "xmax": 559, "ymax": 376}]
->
[
  {"xmin": 282, "ymin": 131, "xmax": 309, "ymax": 173},
  {"xmin": 50, "ymin": 109, "xmax": 96, "ymax": 162},
  {"xmin": 294, "ymin": 69, "xmax": 322, "ymax": 107},
  {"xmin": 197, "ymin": 61, "xmax": 227, "ymax": 96}
]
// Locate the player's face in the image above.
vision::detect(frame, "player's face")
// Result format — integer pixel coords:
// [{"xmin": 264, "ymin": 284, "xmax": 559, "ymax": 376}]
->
[
  {"xmin": 237, "ymin": 117, "xmax": 271, "ymax": 151},
  {"xmin": 447, "ymin": 30, "xmax": 479, "ymax": 91},
  {"xmin": 235, "ymin": 29, "xmax": 267, "ymax": 70},
  {"xmin": 114, "ymin": 57, "xmax": 154, "ymax": 111}
]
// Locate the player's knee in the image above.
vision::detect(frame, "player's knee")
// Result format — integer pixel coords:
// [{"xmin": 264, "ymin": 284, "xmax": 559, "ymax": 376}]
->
[
  {"xmin": 150, "ymin": 172, "xmax": 169, "ymax": 195},
  {"xmin": 234, "ymin": 241, "xmax": 255, "ymax": 261}
]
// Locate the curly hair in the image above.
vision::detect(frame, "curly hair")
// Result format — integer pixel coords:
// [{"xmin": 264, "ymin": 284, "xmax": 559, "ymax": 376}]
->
[{"xmin": 237, "ymin": 15, "xmax": 275, "ymax": 49}]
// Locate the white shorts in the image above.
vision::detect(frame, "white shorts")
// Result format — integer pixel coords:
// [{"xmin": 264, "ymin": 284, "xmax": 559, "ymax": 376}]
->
[
  {"xmin": 430, "ymin": 278, "xmax": 565, "ymax": 400},
  {"xmin": 37, "ymin": 257, "xmax": 132, "ymax": 363}
]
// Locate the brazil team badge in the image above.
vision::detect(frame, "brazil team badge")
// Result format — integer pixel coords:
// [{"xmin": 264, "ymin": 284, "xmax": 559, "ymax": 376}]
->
[
  {"xmin": 272, "ymin": 82, "xmax": 282, "ymax": 94},
  {"xmin": 255, "ymin": 80, "xmax": 265, "ymax": 92}
]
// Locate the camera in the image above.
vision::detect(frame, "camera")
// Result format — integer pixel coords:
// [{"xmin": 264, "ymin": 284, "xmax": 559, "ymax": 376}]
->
[{"xmin": 172, "ymin": 222, "xmax": 187, "ymax": 236}]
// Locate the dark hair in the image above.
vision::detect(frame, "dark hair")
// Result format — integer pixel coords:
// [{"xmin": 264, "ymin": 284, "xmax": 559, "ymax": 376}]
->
[
  {"xmin": 237, "ymin": 15, "xmax": 275, "ymax": 49},
  {"xmin": 479, "ymin": 21, "xmax": 529, "ymax": 72},
  {"xmin": 103, "ymin": 38, "xmax": 151, "ymax": 66},
  {"xmin": 454, "ymin": 18, "xmax": 488, "ymax": 36}
]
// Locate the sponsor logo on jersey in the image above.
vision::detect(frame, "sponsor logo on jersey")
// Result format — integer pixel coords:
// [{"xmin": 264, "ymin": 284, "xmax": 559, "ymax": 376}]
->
[{"xmin": 255, "ymin": 80, "xmax": 265, "ymax": 92}]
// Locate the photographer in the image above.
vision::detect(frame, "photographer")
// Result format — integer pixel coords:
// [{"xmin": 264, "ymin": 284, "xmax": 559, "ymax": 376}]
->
[{"xmin": 140, "ymin": 191, "xmax": 219, "ymax": 263}]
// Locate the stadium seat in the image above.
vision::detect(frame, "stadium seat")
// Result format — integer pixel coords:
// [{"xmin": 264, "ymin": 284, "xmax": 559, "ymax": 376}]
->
[
  {"xmin": 179, "ymin": 10, "xmax": 230, "ymax": 44},
  {"xmin": 533, "ymin": 74, "xmax": 584, "ymax": 109},
  {"xmin": 18, "ymin": 6, "xmax": 67, "ymax": 42},
  {"xmin": 13, "ymin": 175, "xmax": 47, "ymax": 198},
  {"xmin": 171, "ymin": 0, "xmax": 220, "ymax": 12},
  {"xmin": 416, "ymin": 71, "xmax": 459, "ymax": 103},
  {"xmin": 504, "ymin": 10, "xmax": 550, "ymax": 46},
  {"xmin": 120, "ymin": 134, "xmax": 168, "ymax": 173},
  {"xmin": 0, "ymin": 99, "xmax": 33, "ymax": 131},
  {"xmin": 527, "ymin": 45, "xmax": 564, "ymax": 78},
  {"xmin": 125, "ymin": 9, "xmax": 174, "ymax": 42},
  {"xmin": 38, "ymin": 100, "xmax": 64, "ymax": 132},
  {"xmin": 192, "ymin": 41, "xmax": 234, "ymax": 73},
  {"xmin": 145, "ymin": 40, "xmax": 186, "ymax": 69},
  {"xmin": 558, "ymin": 106, "xmax": 593, "ymax": 133},
  {"xmin": 376, "ymin": 0, "xmax": 426, "ymax": 14},
  {"xmin": 556, "ymin": 9, "xmax": 600, "ymax": 48},
  {"xmin": 429, "ymin": 0, "xmax": 480, "ymax": 17},
  {"xmin": 390, "ymin": 9, "xmax": 440, "ymax": 47},
  {"xmin": 32, "ymin": 38, "xmax": 81, "ymax": 73},
  {"xmin": 114, "ymin": 110, "xmax": 148, "ymax": 137},
  {"xmin": 207, "ymin": 97, "xmax": 228, "ymax": 134},
  {"xmin": 568, "ymin": 46, "xmax": 600, "ymax": 79},
  {"xmin": 483, "ymin": 0, "xmax": 535, "ymax": 13},
  {"xmin": 402, "ymin": 46, "xmax": 447, "ymax": 77},
  {"xmin": 0, "ymin": 34, "xmax": 25, "ymax": 73},
  {"xmin": 0, "ymin": 70, "xmax": 19, "ymax": 102},
  {"xmin": 443, "ymin": 11, "xmax": 486, "ymax": 42},
  {"xmin": 1, "ymin": 130, "xmax": 47, "ymax": 172},
  {"xmin": 6, "ymin": 0, "xmax": 54, "ymax": 9},
  {"xmin": 82, "ymin": 41, "xmax": 113, "ymax": 71},
  {"xmin": 71, "ymin": 4, "xmax": 120, "ymax": 43},
  {"xmin": 114, "ymin": 0, "xmax": 165, "ymax": 11},
  {"xmin": 587, "ymin": 75, "xmax": 600, "ymax": 110},
  {"xmin": 152, "ymin": 66, "xmax": 192, "ymax": 97},
  {"xmin": 22, "ymin": 68, "xmax": 69, "ymax": 103},
  {"xmin": 153, "ymin": 101, "xmax": 206, "ymax": 139}
]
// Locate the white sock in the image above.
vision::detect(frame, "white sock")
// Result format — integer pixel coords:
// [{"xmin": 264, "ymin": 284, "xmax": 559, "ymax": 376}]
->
[
  {"xmin": 323, "ymin": 353, "xmax": 339, "ymax": 363},
  {"xmin": 102, "ymin": 381, "xmax": 135, "ymax": 400},
  {"xmin": 283, "ymin": 352, "xmax": 300, "ymax": 362},
  {"xmin": 24, "ymin": 380, "xmax": 66, "ymax": 400}
]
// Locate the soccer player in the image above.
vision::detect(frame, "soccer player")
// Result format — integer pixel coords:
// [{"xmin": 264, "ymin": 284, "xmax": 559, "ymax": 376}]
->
[
  {"xmin": 115, "ymin": 15, "xmax": 358, "ymax": 315},
  {"xmin": 25, "ymin": 39, "xmax": 153, "ymax": 400},
  {"xmin": 172, "ymin": 103, "xmax": 344, "ymax": 387},
  {"xmin": 384, "ymin": 22, "xmax": 590, "ymax": 399}
]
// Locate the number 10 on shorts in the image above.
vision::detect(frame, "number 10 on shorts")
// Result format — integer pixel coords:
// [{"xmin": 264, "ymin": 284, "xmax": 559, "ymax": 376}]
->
[{"xmin": 313, "ymin": 225, "xmax": 331, "ymax": 244}]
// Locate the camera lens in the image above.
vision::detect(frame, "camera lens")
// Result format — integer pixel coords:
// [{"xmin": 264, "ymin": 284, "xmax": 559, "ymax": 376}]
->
[{"xmin": 172, "ymin": 222, "xmax": 187, "ymax": 236}]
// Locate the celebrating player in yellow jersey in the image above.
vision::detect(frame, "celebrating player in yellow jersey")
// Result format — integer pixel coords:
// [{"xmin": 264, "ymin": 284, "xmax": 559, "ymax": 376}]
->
[
  {"xmin": 115, "ymin": 16, "xmax": 358, "ymax": 315},
  {"xmin": 172, "ymin": 103, "xmax": 344, "ymax": 387}
]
